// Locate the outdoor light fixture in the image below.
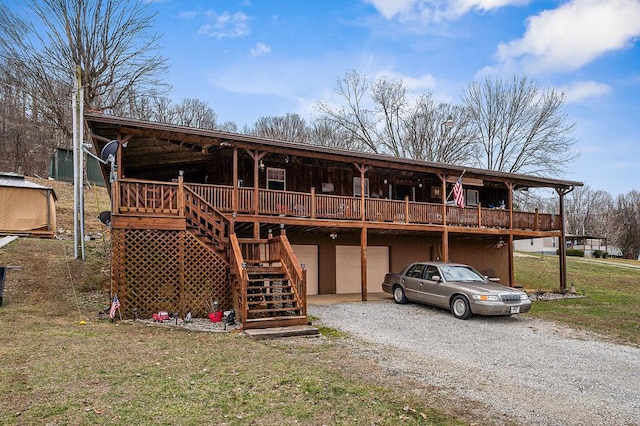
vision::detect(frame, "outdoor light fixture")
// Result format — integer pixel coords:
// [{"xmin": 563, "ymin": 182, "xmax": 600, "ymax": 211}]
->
[
  {"xmin": 329, "ymin": 232, "xmax": 337, "ymax": 240},
  {"xmin": 259, "ymin": 160, "xmax": 265, "ymax": 172}
]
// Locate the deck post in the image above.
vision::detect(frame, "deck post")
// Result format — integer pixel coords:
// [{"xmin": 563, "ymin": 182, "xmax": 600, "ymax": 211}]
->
[
  {"xmin": 361, "ymin": 225, "xmax": 368, "ymax": 301},
  {"xmin": 404, "ymin": 196, "xmax": 409, "ymax": 223},
  {"xmin": 310, "ymin": 187, "xmax": 316, "ymax": 219},
  {"xmin": 177, "ymin": 171, "xmax": 184, "ymax": 217},
  {"xmin": 232, "ymin": 147, "xmax": 238, "ymax": 213},
  {"xmin": 440, "ymin": 174, "xmax": 449, "ymax": 262},
  {"xmin": 508, "ymin": 234, "xmax": 514, "ymax": 287},
  {"xmin": 556, "ymin": 187, "xmax": 574, "ymax": 291},
  {"xmin": 477, "ymin": 202, "xmax": 482, "ymax": 227}
]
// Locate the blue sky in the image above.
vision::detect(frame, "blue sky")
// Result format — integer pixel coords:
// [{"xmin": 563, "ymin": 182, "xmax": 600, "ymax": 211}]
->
[{"xmin": 150, "ymin": 0, "xmax": 640, "ymax": 196}]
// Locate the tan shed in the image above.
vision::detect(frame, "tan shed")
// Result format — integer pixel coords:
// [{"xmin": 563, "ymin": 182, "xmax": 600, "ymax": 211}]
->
[{"xmin": 0, "ymin": 173, "xmax": 57, "ymax": 238}]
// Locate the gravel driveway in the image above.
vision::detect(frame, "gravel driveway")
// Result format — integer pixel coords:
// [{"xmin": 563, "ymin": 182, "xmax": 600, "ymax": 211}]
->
[{"xmin": 309, "ymin": 300, "xmax": 640, "ymax": 425}]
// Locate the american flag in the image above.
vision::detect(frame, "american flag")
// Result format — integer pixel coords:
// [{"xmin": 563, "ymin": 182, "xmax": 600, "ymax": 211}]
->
[
  {"xmin": 453, "ymin": 177, "xmax": 465, "ymax": 208},
  {"xmin": 109, "ymin": 294, "xmax": 120, "ymax": 319}
]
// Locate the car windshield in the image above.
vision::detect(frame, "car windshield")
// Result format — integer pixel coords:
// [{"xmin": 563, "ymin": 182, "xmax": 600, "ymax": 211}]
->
[{"xmin": 439, "ymin": 266, "xmax": 485, "ymax": 283}]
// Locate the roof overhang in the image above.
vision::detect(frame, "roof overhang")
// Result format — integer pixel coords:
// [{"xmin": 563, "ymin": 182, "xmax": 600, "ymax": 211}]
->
[{"xmin": 84, "ymin": 113, "xmax": 583, "ymax": 192}]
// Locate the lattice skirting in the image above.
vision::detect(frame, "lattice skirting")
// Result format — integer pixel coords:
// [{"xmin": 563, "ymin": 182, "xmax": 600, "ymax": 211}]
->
[{"xmin": 111, "ymin": 229, "xmax": 231, "ymax": 319}]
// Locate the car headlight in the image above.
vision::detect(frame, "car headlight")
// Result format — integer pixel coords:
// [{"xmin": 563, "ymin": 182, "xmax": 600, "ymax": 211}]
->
[
  {"xmin": 520, "ymin": 294, "xmax": 529, "ymax": 300},
  {"xmin": 472, "ymin": 294, "xmax": 501, "ymax": 301}
]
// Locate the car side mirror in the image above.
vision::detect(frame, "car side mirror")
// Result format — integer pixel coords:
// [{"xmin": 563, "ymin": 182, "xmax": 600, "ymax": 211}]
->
[{"xmin": 431, "ymin": 275, "xmax": 441, "ymax": 282}]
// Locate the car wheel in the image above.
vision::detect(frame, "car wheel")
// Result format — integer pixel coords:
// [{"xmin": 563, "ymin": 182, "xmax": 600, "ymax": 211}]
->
[
  {"xmin": 393, "ymin": 285, "xmax": 407, "ymax": 304},
  {"xmin": 451, "ymin": 295, "xmax": 472, "ymax": 320}
]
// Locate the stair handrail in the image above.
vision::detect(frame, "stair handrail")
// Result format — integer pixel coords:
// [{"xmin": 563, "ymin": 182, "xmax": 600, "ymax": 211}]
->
[
  {"xmin": 183, "ymin": 185, "xmax": 231, "ymax": 251},
  {"xmin": 268, "ymin": 235, "xmax": 306, "ymax": 316},
  {"xmin": 229, "ymin": 233, "xmax": 248, "ymax": 323}
]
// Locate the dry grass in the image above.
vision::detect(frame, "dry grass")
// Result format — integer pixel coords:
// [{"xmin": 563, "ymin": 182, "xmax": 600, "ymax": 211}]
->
[
  {"xmin": 0, "ymin": 180, "xmax": 476, "ymax": 425},
  {"xmin": 0, "ymin": 237, "xmax": 477, "ymax": 425}
]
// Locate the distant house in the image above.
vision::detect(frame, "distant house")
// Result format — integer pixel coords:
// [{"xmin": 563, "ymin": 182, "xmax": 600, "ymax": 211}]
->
[
  {"xmin": 514, "ymin": 234, "xmax": 622, "ymax": 258},
  {"xmin": 0, "ymin": 172, "xmax": 57, "ymax": 238}
]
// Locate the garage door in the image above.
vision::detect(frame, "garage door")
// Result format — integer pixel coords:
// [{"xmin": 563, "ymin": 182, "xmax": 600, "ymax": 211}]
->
[
  {"xmin": 291, "ymin": 245, "xmax": 318, "ymax": 295},
  {"xmin": 335, "ymin": 246, "xmax": 388, "ymax": 294}
]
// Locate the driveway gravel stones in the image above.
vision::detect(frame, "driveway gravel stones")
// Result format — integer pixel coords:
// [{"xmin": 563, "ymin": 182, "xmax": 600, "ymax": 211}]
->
[{"xmin": 309, "ymin": 300, "xmax": 640, "ymax": 426}]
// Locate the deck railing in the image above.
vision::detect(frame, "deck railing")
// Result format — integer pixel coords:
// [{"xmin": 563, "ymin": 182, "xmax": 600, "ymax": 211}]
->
[
  {"xmin": 268, "ymin": 235, "xmax": 306, "ymax": 316},
  {"xmin": 115, "ymin": 180, "xmax": 560, "ymax": 232},
  {"xmin": 118, "ymin": 179, "xmax": 179, "ymax": 214}
]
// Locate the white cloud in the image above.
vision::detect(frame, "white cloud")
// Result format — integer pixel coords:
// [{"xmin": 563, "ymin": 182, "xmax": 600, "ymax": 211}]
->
[
  {"xmin": 179, "ymin": 11, "xmax": 198, "ymax": 19},
  {"xmin": 365, "ymin": 0, "xmax": 529, "ymax": 21},
  {"xmin": 250, "ymin": 42, "xmax": 271, "ymax": 58},
  {"xmin": 364, "ymin": 0, "xmax": 417, "ymax": 19},
  {"xmin": 375, "ymin": 70, "xmax": 436, "ymax": 91},
  {"xmin": 448, "ymin": 0, "xmax": 530, "ymax": 17},
  {"xmin": 561, "ymin": 80, "xmax": 612, "ymax": 103},
  {"xmin": 198, "ymin": 11, "xmax": 250, "ymax": 38},
  {"xmin": 496, "ymin": 0, "xmax": 640, "ymax": 74}
]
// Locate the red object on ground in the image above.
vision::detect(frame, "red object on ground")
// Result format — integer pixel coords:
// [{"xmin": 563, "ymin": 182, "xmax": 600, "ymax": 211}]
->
[
  {"xmin": 208, "ymin": 311, "xmax": 222, "ymax": 322},
  {"xmin": 152, "ymin": 311, "xmax": 171, "ymax": 322}
]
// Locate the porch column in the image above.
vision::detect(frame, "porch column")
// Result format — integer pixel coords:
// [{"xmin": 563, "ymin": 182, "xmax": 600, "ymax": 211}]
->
[
  {"xmin": 556, "ymin": 187, "xmax": 574, "ymax": 291},
  {"xmin": 232, "ymin": 147, "xmax": 238, "ymax": 214},
  {"xmin": 246, "ymin": 149, "xmax": 266, "ymax": 215},
  {"xmin": 506, "ymin": 182, "xmax": 515, "ymax": 287},
  {"xmin": 361, "ymin": 225, "xmax": 368, "ymax": 301},
  {"xmin": 439, "ymin": 174, "xmax": 449, "ymax": 261},
  {"xmin": 508, "ymin": 234, "xmax": 514, "ymax": 287},
  {"xmin": 355, "ymin": 163, "xmax": 368, "ymax": 221},
  {"xmin": 507, "ymin": 182, "xmax": 514, "ymax": 230}
]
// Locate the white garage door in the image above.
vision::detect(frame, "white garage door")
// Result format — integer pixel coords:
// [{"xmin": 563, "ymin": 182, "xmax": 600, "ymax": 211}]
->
[
  {"xmin": 335, "ymin": 246, "xmax": 388, "ymax": 294},
  {"xmin": 291, "ymin": 245, "xmax": 319, "ymax": 296}
]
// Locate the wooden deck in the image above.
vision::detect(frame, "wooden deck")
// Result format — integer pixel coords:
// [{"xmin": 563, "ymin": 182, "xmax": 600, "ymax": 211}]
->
[{"xmin": 113, "ymin": 178, "xmax": 561, "ymax": 232}]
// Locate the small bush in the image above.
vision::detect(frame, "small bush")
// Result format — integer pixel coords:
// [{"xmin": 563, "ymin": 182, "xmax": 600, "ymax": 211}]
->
[
  {"xmin": 557, "ymin": 248, "xmax": 584, "ymax": 257},
  {"xmin": 592, "ymin": 250, "xmax": 603, "ymax": 258}
]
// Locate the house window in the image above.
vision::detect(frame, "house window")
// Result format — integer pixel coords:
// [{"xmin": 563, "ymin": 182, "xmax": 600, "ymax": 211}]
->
[
  {"xmin": 353, "ymin": 177, "xmax": 370, "ymax": 197},
  {"xmin": 267, "ymin": 167, "xmax": 286, "ymax": 191},
  {"xmin": 466, "ymin": 189, "xmax": 479, "ymax": 206}
]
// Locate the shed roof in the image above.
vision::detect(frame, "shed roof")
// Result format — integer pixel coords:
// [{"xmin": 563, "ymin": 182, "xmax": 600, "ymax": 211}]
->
[{"xmin": 0, "ymin": 173, "xmax": 58, "ymax": 200}]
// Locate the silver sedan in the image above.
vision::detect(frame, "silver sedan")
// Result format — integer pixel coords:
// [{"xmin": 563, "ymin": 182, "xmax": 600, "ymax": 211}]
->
[{"xmin": 382, "ymin": 261, "xmax": 531, "ymax": 319}]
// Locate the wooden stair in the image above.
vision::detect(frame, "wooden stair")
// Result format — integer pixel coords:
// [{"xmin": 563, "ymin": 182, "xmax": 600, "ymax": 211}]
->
[
  {"xmin": 184, "ymin": 187, "xmax": 229, "ymax": 256},
  {"xmin": 242, "ymin": 260, "xmax": 307, "ymax": 330}
]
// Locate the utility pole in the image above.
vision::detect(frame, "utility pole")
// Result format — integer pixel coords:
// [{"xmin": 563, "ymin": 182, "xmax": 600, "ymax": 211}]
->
[{"xmin": 72, "ymin": 65, "xmax": 85, "ymax": 260}]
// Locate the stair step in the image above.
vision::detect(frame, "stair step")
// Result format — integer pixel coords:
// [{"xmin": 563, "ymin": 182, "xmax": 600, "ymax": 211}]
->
[
  {"xmin": 248, "ymin": 306, "xmax": 301, "ymax": 315},
  {"xmin": 247, "ymin": 282, "xmax": 291, "ymax": 288},
  {"xmin": 242, "ymin": 316, "xmax": 309, "ymax": 330},
  {"xmin": 247, "ymin": 289, "xmax": 294, "ymax": 295},
  {"xmin": 248, "ymin": 297, "xmax": 297, "ymax": 305},
  {"xmin": 244, "ymin": 324, "xmax": 318, "ymax": 338},
  {"xmin": 246, "ymin": 266, "xmax": 285, "ymax": 274}
]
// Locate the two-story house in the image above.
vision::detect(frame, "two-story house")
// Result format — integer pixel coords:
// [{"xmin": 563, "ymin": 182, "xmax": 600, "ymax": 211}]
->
[{"xmin": 85, "ymin": 113, "xmax": 581, "ymax": 330}]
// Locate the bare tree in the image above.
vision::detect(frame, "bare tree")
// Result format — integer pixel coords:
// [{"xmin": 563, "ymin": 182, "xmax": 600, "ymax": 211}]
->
[
  {"xmin": 307, "ymin": 116, "xmax": 357, "ymax": 149},
  {"xmin": 563, "ymin": 186, "xmax": 614, "ymax": 236},
  {"xmin": 316, "ymin": 70, "xmax": 378, "ymax": 152},
  {"xmin": 316, "ymin": 70, "xmax": 476, "ymax": 162},
  {"xmin": 0, "ymin": 58, "xmax": 59, "ymax": 176},
  {"xmin": 250, "ymin": 113, "xmax": 307, "ymax": 142},
  {"xmin": 611, "ymin": 190, "xmax": 640, "ymax": 259},
  {"xmin": 462, "ymin": 75, "xmax": 577, "ymax": 176},
  {"xmin": 172, "ymin": 98, "xmax": 218, "ymax": 130},
  {"xmin": 0, "ymin": 0, "xmax": 168, "ymax": 139},
  {"xmin": 403, "ymin": 96, "xmax": 477, "ymax": 164}
]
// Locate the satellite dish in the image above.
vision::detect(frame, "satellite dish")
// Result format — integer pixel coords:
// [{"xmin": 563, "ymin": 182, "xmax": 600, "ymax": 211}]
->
[
  {"xmin": 98, "ymin": 211, "xmax": 112, "ymax": 227},
  {"xmin": 100, "ymin": 140, "xmax": 119, "ymax": 162}
]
